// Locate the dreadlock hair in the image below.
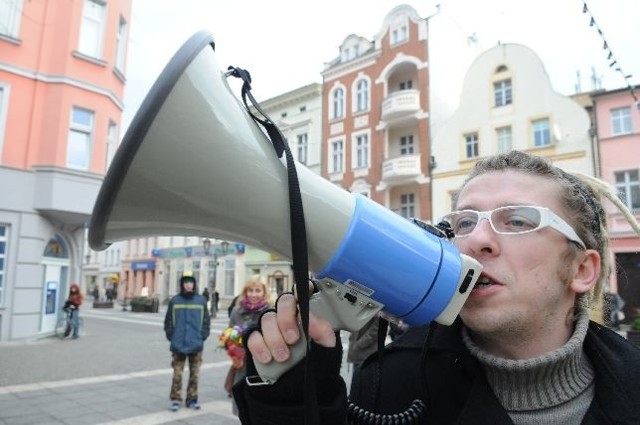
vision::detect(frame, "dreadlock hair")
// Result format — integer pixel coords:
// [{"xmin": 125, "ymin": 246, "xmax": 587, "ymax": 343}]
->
[{"xmin": 456, "ymin": 150, "xmax": 640, "ymax": 312}]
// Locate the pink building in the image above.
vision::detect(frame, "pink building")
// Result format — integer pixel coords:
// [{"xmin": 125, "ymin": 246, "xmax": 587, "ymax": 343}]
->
[
  {"xmin": 0, "ymin": 0, "xmax": 131, "ymax": 340},
  {"xmin": 593, "ymin": 86, "xmax": 640, "ymax": 322}
]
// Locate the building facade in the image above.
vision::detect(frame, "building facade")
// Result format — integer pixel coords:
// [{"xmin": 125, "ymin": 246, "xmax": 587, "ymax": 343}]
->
[
  {"xmin": 431, "ymin": 43, "xmax": 595, "ymax": 221},
  {"xmin": 0, "ymin": 0, "xmax": 132, "ymax": 340},
  {"xmin": 255, "ymin": 83, "xmax": 323, "ymax": 176},
  {"xmin": 592, "ymin": 87, "xmax": 640, "ymax": 321},
  {"xmin": 321, "ymin": 5, "xmax": 433, "ymax": 222}
]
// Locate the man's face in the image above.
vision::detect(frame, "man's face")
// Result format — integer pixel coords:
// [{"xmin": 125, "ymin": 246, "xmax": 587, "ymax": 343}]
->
[
  {"xmin": 453, "ymin": 170, "xmax": 579, "ymax": 346},
  {"xmin": 183, "ymin": 281, "xmax": 195, "ymax": 293}
]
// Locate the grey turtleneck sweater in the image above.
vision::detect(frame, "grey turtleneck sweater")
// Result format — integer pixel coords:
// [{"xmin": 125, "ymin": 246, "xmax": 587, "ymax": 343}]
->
[{"xmin": 462, "ymin": 311, "xmax": 595, "ymax": 425}]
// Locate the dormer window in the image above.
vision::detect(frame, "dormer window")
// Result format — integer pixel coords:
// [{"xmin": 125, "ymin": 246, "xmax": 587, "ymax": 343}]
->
[
  {"xmin": 391, "ymin": 24, "xmax": 408, "ymax": 45},
  {"xmin": 494, "ymin": 79, "xmax": 512, "ymax": 107}
]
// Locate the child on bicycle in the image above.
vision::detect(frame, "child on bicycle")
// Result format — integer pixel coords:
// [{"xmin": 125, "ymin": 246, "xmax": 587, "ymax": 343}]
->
[{"xmin": 63, "ymin": 283, "xmax": 84, "ymax": 339}]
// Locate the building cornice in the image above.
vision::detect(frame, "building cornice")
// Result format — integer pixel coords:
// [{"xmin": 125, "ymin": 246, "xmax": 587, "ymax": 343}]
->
[
  {"xmin": 322, "ymin": 51, "xmax": 381, "ymax": 82},
  {"xmin": 0, "ymin": 61, "xmax": 125, "ymax": 110},
  {"xmin": 257, "ymin": 82, "xmax": 322, "ymax": 110}
]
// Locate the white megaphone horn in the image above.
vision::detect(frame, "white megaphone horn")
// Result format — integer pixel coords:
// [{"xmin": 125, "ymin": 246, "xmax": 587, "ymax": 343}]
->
[{"xmin": 89, "ymin": 31, "xmax": 482, "ymax": 383}]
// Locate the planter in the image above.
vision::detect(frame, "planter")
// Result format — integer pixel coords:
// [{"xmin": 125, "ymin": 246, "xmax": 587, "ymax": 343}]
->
[
  {"xmin": 130, "ymin": 297, "xmax": 159, "ymax": 313},
  {"xmin": 93, "ymin": 301, "xmax": 114, "ymax": 309}
]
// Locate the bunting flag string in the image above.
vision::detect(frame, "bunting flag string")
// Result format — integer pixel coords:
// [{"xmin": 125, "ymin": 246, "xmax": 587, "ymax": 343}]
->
[{"xmin": 582, "ymin": 1, "xmax": 637, "ymax": 101}]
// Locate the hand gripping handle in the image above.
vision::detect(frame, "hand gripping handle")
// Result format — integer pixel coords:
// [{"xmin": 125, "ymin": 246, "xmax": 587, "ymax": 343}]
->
[{"xmin": 246, "ymin": 278, "xmax": 384, "ymax": 385}]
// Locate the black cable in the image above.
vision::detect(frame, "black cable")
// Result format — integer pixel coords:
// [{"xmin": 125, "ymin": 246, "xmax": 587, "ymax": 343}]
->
[{"xmin": 346, "ymin": 399, "xmax": 426, "ymax": 425}]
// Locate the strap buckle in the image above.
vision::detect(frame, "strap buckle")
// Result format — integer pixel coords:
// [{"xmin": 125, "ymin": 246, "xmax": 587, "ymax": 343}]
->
[{"xmin": 245, "ymin": 375, "xmax": 273, "ymax": 386}]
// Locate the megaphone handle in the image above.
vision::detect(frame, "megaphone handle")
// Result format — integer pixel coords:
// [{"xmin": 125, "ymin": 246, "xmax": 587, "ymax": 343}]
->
[
  {"xmin": 248, "ymin": 323, "xmax": 309, "ymax": 385},
  {"xmin": 247, "ymin": 279, "xmax": 383, "ymax": 385}
]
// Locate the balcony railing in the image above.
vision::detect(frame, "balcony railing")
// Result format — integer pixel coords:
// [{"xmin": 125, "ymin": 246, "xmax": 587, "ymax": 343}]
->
[
  {"xmin": 381, "ymin": 90, "xmax": 420, "ymax": 121},
  {"xmin": 381, "ymin": 154, "xmax": 421, "ymax": 182}
]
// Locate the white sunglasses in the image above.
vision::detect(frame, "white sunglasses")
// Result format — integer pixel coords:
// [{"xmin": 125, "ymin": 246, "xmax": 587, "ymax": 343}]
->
[{"xmin": 440, "ymin": 205, "xmax": 586, "ymax": 249}]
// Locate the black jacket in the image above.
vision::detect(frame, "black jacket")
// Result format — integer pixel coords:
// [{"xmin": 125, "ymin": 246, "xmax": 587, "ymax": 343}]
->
[{"xmin": 235, "ymin": 320, "xmax": 640, "ymax": 424}]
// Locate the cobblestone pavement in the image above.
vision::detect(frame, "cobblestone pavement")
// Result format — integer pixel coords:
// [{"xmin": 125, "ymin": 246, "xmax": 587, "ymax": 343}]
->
[{"xmin": 0, "ymin": 305, "xmax": 353, "ymax": 425}]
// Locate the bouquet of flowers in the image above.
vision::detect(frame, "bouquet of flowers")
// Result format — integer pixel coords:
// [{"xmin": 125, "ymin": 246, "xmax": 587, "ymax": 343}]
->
[{"xmin": 219, "ymin": 325, "xmax": 246, "ymax": 369}]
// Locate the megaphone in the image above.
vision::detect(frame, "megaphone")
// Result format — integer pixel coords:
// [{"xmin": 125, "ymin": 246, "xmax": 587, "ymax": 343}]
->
[{"xmin": 89, "ymin": 31, "xmax": 481, "ymax": 373}]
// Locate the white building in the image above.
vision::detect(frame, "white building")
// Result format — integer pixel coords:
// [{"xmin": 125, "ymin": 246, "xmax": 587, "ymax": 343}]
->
[{"xmin": 431, "ymin": 43, "xmax": 594, "ymax": 221}]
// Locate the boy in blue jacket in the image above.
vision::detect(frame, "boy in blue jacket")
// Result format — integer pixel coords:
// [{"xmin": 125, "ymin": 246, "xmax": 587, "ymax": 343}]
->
[{"xmin": 164, "ymin": 274, "xmax": 211, "ymax": 411}]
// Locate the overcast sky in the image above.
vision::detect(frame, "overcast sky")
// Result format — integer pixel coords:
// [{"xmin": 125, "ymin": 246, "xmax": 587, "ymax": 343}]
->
[{"xmin": 122, "ymin": 0, "xmax": 639, "ymax": 133}]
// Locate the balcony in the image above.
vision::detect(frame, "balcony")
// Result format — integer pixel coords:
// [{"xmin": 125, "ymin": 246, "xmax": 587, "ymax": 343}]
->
[
  {"xmin": 381, "ymin": 90, "xmax": 420, "ymax": 122},
  {"xmin": 32, "ymin": 166, "xmax": 103, "ymax": 226},
  {"xmin": 381, "ymin": 154, "xmax": 421, "ymax": 183}
]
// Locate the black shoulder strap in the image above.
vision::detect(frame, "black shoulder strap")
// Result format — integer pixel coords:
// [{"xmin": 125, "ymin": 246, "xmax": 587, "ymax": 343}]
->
[{"xmin": 227, "ymin": 66, "xmax": 319, "ymax": 425}]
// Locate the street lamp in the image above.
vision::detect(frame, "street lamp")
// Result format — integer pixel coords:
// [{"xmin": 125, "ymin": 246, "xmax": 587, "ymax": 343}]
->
[{"xmin": 203, "ymin": 238, "xmax": 229, "ymax": 318}]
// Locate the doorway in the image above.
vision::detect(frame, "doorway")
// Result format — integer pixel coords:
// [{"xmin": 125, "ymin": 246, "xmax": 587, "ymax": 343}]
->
[{"xmin": 40, "ymin": 235, "xmax": 70, "ymax": 333}]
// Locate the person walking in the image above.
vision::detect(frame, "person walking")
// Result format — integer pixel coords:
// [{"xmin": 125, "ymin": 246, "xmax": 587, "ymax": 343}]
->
[
  {"xmin": 236, "ymin": 150, "xmax": 640, "ymax": 424},
  {"xmin": 63, "ymin": 283, "xmax": 83, "ymax": 339},
  {"xmin": 212, "ymin": 289, "xmax": 220, "ymax": 318},
  {"xmin": 202, "ymin": 287, "xmax": 210, "ymax": 311},
  {"xmin": 164, "ymin": 274, "xmax": 210, "ymax": 412}
]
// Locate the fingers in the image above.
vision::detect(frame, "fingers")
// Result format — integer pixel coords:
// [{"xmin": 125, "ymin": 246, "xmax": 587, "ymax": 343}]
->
[
  {"xmin": 247, "ymin": 293, "xmax": 298, "ymax": 365},
  {"xmin": 247, "ymin": 286, "xmax": 337, "ymax": 366},
  {"xmin": 247, "ymin": 312, "xmax": 277, "ymax": 364},
  {"xmin": 276, "ymin": 292, "xmax": 300, "ymax": 345},
  {"xmin": 308, "ymin": 310, "xmax": 336, "ymax": 347}
]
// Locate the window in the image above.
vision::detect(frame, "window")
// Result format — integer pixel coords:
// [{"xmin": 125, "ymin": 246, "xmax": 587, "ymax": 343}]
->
[
  {"xmin": 223, "ymin": 257, "xmax": 236, "ymax": 297},
  {"xmin": 449, "ymin": 191, "xmax": 459, "ymax": 212},
  {"xmin": 611, "ymin": 106, "xmax": 632, "ymax": 135},
  {"xmin": 0, "ymin": 225, "xmax": 6, "ymax": 305},
  {"xmin": 0, "ymin": 0, "xmax": 22, "ymax": 38},
  {"xmin": 400, "ymin": 194, "xmax": 415, "ymax": 219},
  {"xmin": 115, "ymin": 15, "xmax": 128, "ymax": 71},
  {"xmin": 332, "ymin": 88, "xmax": 344, "ymax": 119},
  {"xmin": 78, "ymin": 0, "xmax": 106, "ymax": 58},
  {"xmin": 296, "ymin": 133, "xmax": 308, "ymax": 165},
  {"xmin": 391, "ymin": 24, "xmax": 408, "ymax": 44},
  {"xmin": 67, "ymin": 107, "xmax": 94, "ymax": 170},
  {"xmin": 400, "ymin": 135, "xmax": 414, "ymax": 155},
  {"xmin": 399, "ymin": 80, "xmax": 413, "ymax": 90},
  {"xmin": 330, "ymin": 139, "xmax": 344, "ymax": 173},
  {"xmin": 532, "ymin": 118, "xmax": 551, "ymax": 147},
  {"xmin": 356, "ymin": 80, "xmax": 369, "ymax": 112},
  {"xmin": 615, "ymin": 170, "xmax": 640, "ymax": 210},
  {"xmin": 464, "ymin": 133, "xmax": 479, "ymax": 159},
  {"xmin": 105, "ymin": 120, "xmax": 117, "ymax": 172},
  {"xmin": 494, "ymin": 79, "xmax": 512, "ymax": 107},
  {"xmin": 496, "ymin": 126, "xmax": 512, "ymax": 152},
  {"xmin": 354, "ymin": 134, "xmax": 369, "ymax": 169}
]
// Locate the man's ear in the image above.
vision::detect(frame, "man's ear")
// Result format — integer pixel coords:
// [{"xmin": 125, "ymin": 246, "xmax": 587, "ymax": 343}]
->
[{"xmin": 570, "ymin": 250, "xmax": 601, "ymax": 294}]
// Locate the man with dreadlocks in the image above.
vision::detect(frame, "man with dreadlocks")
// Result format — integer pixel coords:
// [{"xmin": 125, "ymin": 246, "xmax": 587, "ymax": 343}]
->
[{"xmin": 235, "ymin": 150, "xmax": 640, "ymax": 425}]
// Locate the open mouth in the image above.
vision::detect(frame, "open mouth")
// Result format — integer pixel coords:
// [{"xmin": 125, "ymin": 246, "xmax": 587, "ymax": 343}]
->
[{"xmin": 473, "ymin": 274, "xmax": 496, "ymax": 289}]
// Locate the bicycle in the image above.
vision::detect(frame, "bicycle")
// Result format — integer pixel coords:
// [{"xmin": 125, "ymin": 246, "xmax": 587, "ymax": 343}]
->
[{"xmin": 54, "ymin": 308, "xmax": 84, "ymax": 339}]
